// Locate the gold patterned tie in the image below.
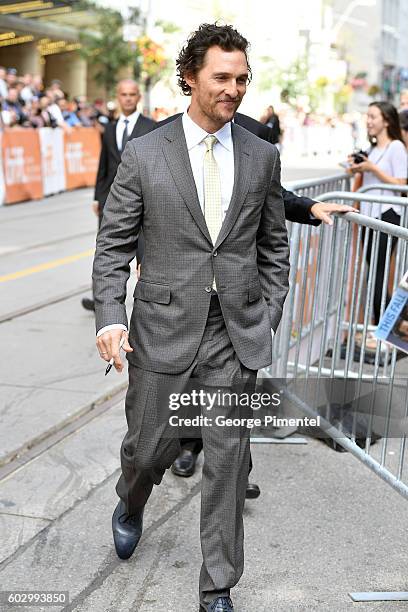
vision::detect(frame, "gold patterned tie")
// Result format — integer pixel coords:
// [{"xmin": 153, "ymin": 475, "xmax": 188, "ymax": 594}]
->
[{"xmin": 203, "ymin": 135, "xmax": 222, "ymax": 289}]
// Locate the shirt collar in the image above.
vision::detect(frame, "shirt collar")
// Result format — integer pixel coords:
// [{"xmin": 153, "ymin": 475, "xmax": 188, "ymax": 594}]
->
[
  {"xmin": 182, "ymin": 111, "xmax": 232, "ymax": 152},
  {"xmin": 119, "ymin": 110, "xmax": 139, "ymax": 124}
]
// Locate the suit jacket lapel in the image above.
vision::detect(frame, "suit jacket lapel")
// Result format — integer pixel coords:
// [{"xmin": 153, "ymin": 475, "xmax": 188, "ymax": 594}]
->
[
  {"xmin": 129, "ymin": 114, "xmax": 145, "ymax": 139},
  {"xmin": 110, "ymin": 121, "xmax": 121, "ymax": 162},
  {"xmin": 215, "ymin": 122, "xmax": 251, "ymax": 248},
  {"xmin": 162, "ymin": 117, "xmax": 212, "ymax": 244}
]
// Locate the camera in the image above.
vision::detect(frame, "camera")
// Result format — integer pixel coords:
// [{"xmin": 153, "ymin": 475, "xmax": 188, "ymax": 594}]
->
[{"xmin": 351, "ymin": 150, "xmax": 367, "ymax": 164}]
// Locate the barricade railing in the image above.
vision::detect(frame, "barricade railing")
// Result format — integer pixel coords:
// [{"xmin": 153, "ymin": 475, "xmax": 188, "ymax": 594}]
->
[
  {"xmin": 263, "ymin": 180, "xmax": 408, "ymax": 602},
  {"xmin": 283, "ymin": 172, "xmax": 351, "ymax": 200},
  {"xmin": 269, "ymin": 189, "xmax": 408, "ymax": 494},
  {"xmin": 357, "ymin": 183, "xmax": 408, "ymax": 194},
  {"xmin": 271, "ymin": 190, "xmax": 408, "ymax": 381}
]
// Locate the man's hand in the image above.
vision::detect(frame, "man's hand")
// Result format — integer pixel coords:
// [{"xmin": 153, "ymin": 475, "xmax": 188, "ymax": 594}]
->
[
  {"xmin": 92, "ymin": 201, "xmax": 100, "ymax": 217},
  {"xmin": 310, "ymin": 202, "xmax": 359, "ymax": 226},
  {"xmin": 96, "ymin": 329, "xmax": 133, "ymax": 373}
]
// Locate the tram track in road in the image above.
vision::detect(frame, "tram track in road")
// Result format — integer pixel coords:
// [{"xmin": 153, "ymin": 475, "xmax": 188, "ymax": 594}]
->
[
  {"xmin": 0, "ymin": 191, "xmax": 93, "ymax": 225},
  {"xmin": 0, "ymin": 230, "xmax": 96, "ymax": 258},
  {"xmin": 0, "ymin": 283, "xmax": 92, "ymax": 324},
  {"xmin": 0, "ymin": 385, "xmax": 127, "ymax": 481}
]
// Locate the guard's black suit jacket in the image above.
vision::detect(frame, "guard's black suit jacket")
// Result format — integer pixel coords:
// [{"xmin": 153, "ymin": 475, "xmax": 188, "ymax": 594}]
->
[
  {"xmin": 234, "ymin": 113, "xmax": 320, "ymax": 225},
  {"xmin": 94, "ymin": 114, "xmax": 156, "ymax": 213}
]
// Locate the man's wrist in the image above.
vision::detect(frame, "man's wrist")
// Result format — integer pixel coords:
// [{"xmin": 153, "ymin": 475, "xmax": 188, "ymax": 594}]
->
[
  {"xmin": 309, "ymin": 201, "xmax": 319, "ymax": 219},
  {"xmin": 97, "ymin": 324, "xmax": 127, "ymax": 337}
]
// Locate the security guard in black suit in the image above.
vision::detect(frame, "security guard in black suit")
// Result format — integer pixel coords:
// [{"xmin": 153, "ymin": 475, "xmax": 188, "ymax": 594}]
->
[{"xmin": 82, "ymin": 79, "xmax": 156, "ymax": 312}]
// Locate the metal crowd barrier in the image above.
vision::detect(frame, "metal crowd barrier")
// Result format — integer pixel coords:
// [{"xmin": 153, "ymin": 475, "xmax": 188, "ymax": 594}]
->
[
  {"xmin": 283, "ymin": 171, "xmax": 351, "ymax": 200},
  {"xmin": 262, "ymin": 176, "xmax": 408, "ymax": 602},
  {"xmin": 272, "ymin": 189, "xmax": 408, "ymax": 458}
]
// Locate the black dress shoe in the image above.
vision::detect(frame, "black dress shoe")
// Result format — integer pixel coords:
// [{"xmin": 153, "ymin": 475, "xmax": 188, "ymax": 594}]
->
[
  {"xmin": 171, "ymin": 449, "xmax": 197, "ymax": 477},
  {"xmin": 245, "ymin": 482, "xmax": 260, "ymax": 499},
  {"xmin": 200, "ymin": 596, "xmax": 234, "ymax": 611},
  {"xmin": 112, "ymin": 499, "xmax": 144, "ymax": 560},
  {"xmin": 81, "ymin": 297, "xmax": 95, "ymax": 312}
]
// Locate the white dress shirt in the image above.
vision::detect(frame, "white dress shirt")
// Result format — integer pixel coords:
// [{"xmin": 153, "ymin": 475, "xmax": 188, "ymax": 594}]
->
[
  {"xmin": 116, "ymin": 110, "xmax": 140, "ymax": 151},
  {"xmin": 182, "ymin": 111, "xmax": 234, "ymax": 220}
]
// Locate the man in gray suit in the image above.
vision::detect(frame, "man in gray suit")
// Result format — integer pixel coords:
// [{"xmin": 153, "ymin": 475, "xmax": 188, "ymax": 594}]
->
[{"xmin": 93, "ymin": 23, "xmax": 290, "ymax": 612}]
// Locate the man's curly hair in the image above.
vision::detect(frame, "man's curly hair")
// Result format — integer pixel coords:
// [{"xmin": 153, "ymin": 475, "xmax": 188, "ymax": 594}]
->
[{"xmin": 176, "ymin": 23, "xmax": 252, "ymax": 96}]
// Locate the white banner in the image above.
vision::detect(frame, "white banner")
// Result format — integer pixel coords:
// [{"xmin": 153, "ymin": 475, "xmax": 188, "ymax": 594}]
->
[{"xmin": 39, "ymin": 127, "xmax": 66, "ymax": 196}]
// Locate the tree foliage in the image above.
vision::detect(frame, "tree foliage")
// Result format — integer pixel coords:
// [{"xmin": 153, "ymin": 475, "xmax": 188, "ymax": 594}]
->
[{"xmin": 79, "ymin": 9, "xmax": 135, "ymax": 97}]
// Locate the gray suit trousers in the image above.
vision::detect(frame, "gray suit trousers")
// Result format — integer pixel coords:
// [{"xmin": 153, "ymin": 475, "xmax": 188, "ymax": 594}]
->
[{"xmin": 116, "ymin": 295, "xmax": 256, "ymax": 605}]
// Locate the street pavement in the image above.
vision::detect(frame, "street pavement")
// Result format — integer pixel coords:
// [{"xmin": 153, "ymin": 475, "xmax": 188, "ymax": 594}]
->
[{"xmin": 1, "ymin": 164, "xmax": 407, "ymax": 611}]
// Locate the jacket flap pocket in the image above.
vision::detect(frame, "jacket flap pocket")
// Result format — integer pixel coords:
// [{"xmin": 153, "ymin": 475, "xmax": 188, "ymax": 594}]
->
[
  {"xmin": 244, "ymin": 191, "xmax": 264, "ymax": 205},
  {"xmin": 248, "ymin": 281, "xmax": 262, "ymax": 303},
  {"xmin": 134, "ymin": 280, "xmax": 171, "ymax": 304}
]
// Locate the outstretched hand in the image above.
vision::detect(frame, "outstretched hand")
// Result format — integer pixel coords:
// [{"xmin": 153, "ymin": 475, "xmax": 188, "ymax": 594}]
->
[{"xmin": 310, "ymin": 202, "xmax": 359, "ymax": 226}]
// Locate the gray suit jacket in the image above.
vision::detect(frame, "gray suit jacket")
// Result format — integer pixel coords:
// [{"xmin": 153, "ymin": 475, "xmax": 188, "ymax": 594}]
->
[{"xmin": 92, "ymin": 117, "xmax": 289, "ymax": 373}]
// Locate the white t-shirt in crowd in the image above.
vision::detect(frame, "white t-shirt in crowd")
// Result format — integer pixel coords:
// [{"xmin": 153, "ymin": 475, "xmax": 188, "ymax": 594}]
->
[{"xmin": 361, "ymin": 140, "xmax": 408, "ymax": 218}]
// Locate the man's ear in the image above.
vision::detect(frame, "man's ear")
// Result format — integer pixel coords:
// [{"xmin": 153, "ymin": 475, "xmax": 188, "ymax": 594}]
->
[{"xmin": 184, "ymin": 72, "xmax": 196, "ymax": 90}]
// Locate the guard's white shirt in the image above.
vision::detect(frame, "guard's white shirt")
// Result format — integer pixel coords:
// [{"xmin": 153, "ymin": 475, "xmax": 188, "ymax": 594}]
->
[{"xmin": 116, "ymin": 110, "xmax": 140, "ymax": 151}]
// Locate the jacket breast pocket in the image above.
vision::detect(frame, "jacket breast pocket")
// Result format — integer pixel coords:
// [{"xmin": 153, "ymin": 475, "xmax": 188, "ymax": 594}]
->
[{"xmin": 134, "ymin": 280, "xmax": 171, "ymax": 304}]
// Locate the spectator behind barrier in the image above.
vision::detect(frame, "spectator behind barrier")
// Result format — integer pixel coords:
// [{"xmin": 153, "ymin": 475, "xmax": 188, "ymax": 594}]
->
[
  {"xmin": 2, "ymin": 87, "xmax": 27, "ymax": 126},
  {"xmin": 0, "ymin": 66, "xmax": 7, "ymax": 99},
  {"xmin": 400, "ymin": 89, "xmax": 408, "ymax": 112},
  {"xmin": 348, "ymin": 101, "xmax": 408, "ymax": 351},
  {"xmin": 0, "ymin": 66, "xmax": 119, "ymax": 133},
  {"xmin": 259, "ymin": 104, "xmax": 281, "ymax": 145},
  {"xmin": 28, "ymin": 95, "xmax": 56, "ymax": 128},
  {"xmin": 6, "ymin": 68, "xmax": 17, "ymax": 88}
]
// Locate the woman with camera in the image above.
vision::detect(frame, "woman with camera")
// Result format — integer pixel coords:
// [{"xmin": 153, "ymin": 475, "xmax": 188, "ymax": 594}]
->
[{"xmin": 349, "ymin": 101, "xmax": 407, "ymax": 352}]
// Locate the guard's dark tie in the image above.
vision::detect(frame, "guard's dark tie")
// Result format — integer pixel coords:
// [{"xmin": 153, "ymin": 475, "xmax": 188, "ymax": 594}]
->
[{"xmin": 121, "ymin": 118, "xmax": 129, "ymax": 151}]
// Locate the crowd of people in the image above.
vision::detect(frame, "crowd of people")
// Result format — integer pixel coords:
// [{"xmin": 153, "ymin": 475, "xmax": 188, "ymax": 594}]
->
[{"xmin": 0, "ymin": 66, "xmax": 114, "ymax": 131}]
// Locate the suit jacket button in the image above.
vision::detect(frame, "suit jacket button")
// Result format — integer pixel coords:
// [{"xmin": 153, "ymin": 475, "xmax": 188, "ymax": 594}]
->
[
  {"xmin": 205, "ymin": 286, "xmax": 212, "ymax": 293},
  {"xmin": 213, "ymin": 250, "xmax": 218, "ymax": 256}
]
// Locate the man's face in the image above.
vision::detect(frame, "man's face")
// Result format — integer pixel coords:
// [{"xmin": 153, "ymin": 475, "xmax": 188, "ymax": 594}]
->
[
  {"xmin": 7, "ymin": 88, "xmax": 18, "ymax": 102},
  {"xmin": 186, "ymin": 46, "xmax": 248, "ymax": 130},
  {"xmin": 7, "ymin": 73, "xmax": 17, "ymax": 86},
  {"xmin": 400, "ymin": 93, "xmax": 408, "ymax": 110},
  {"xmin": 117, "ymin": 83, "xmax": 140, "ymax": 115},
  {"xmin": 40, "ymin": 96, "xmax": 50, "ymax": 110},
  {"xmin": 397, "ymin": 319, "xmax": 408, "ymax": 339},
  {"xmin": 33, "ymin": 76, "xmax": 43, "ymax": 90}
]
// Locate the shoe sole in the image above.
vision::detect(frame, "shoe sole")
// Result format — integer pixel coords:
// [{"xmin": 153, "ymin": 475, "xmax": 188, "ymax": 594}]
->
[
  {"xmin": 171, "ymin": 467, "xmax": 195, "ymax": 477},
  {"xmin": 199, "ymin": 604, "xmax": 233, "ymax": 611}
]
